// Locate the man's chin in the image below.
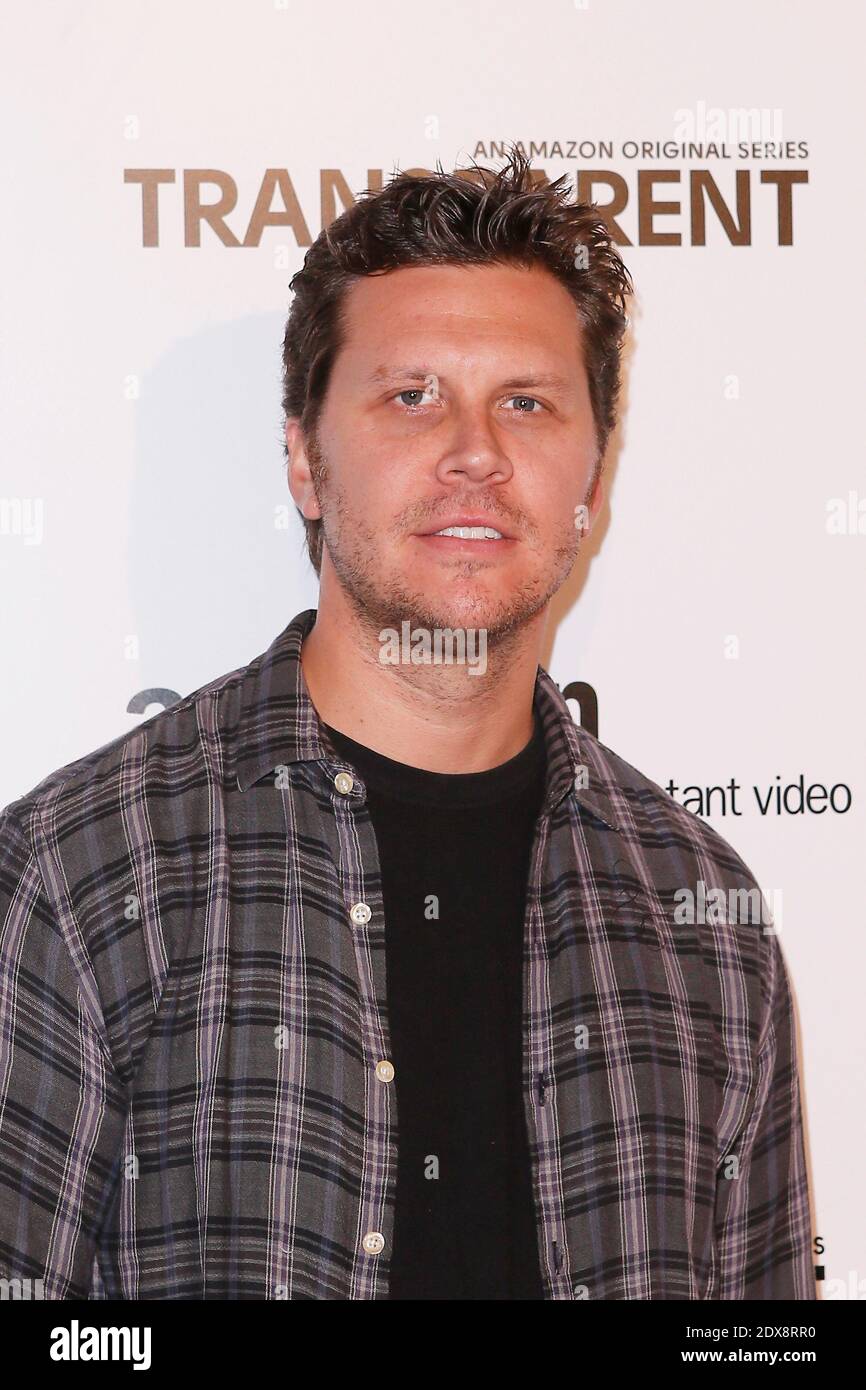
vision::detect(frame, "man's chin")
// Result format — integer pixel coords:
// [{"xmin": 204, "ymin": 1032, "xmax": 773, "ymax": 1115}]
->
[
  {"xmin": 369, "ymin": 584, "xmax": 549, "ymax": 646},
  {"xmin": 325, "ymin": 546, "xmax": 555, "ymax": 644}
]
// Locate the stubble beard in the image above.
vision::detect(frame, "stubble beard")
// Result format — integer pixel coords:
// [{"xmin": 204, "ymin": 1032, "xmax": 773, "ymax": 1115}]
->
[{"xmin": 307, "ymin": 433, "xmax": 588, "ymax": 652}]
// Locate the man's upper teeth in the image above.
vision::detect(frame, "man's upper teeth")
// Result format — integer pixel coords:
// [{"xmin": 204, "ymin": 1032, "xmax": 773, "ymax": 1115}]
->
[{"xmin": 433, "ymin": 525, "xmax": 503, "ymax": 539}]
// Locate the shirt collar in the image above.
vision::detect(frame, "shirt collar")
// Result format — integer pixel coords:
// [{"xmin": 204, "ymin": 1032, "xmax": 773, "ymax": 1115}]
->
[{"xmin": 233, "ymin": 607, "xmax": 623, "ymax": 832}]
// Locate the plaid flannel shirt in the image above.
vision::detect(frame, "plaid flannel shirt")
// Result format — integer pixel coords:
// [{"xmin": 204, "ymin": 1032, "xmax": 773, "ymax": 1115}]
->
[{"xmin": 0, "ymin": 607, "xmax": 815, "ymax": 1299}]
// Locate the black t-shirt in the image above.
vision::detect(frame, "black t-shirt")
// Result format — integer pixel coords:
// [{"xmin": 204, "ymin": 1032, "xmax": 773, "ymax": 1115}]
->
[{"xmin": 323, "ymin": 715, "xmax": 547, "ymax": 1300}]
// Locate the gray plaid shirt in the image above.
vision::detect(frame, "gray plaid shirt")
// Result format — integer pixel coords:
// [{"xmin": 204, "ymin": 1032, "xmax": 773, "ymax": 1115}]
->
[{"xmin": 0, "ymin": 607, "xmax": 814, "ymax": 1299}]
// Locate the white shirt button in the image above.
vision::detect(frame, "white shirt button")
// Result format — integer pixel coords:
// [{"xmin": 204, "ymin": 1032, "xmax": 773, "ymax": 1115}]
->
[
  {"xmin": 362, "ymin": 1231, "xmax": 385, "ymax": 1255},
  {"xmin": 350, "ymin": 902, "xmax": 372, "ymax": 926},
  {"xmin": 334, "ymin": 771, "xmax": 354, "ymax": 795},
  {"xmin": 375, "ymin": 1060, "xmax": 395, "ymax": 1083}
]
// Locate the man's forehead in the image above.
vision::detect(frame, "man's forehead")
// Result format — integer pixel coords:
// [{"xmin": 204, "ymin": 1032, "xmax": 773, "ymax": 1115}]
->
[{"xmin": 336, "ymin": 264, "xmax": 584, "ymax": 372}]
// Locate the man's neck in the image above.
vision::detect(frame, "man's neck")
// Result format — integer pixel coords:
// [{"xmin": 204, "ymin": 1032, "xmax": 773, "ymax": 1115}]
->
[{"xmin": 299, "ymin": 583, "xmax": 547, "ymax": 775}]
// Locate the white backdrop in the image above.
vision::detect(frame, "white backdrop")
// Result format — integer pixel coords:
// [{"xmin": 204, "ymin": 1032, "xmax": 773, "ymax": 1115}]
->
[{"xmin": 1, "ymin": 0, "xmax": 863, "ymax": 1297}]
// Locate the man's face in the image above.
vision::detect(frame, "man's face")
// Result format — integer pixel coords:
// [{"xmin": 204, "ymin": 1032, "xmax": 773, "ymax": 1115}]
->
[{"xmin": 288, "ymin": 260, "xmax": 603, "ymax": 643}]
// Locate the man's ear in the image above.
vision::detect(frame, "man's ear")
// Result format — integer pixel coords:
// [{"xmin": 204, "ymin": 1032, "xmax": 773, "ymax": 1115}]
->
[{"xmin": 285, "ymin": 418, "xmax": 322, "ymax": 521}]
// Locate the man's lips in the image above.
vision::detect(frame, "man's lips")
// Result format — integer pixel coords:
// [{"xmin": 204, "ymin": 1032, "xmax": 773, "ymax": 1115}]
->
[
  {"xmin": 413, "ymin": 531, "xmax": 517, "ymax": 553},
  {"xmin": 414, "ymin": 518, "xmax": 516, "ymax": 540}
]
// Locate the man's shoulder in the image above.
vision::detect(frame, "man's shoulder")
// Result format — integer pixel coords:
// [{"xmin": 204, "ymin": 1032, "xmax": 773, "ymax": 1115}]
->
[
  {"xmin": 576, "ymin": 728, "xmax": 779, "ymax": 992},
  {"xmin": 1, "ymin": 651, "xmax": 252, "ymax": 843},
  {"xmin": 576, "ymin": 723, "xmax": 763, "ymax": 891}
]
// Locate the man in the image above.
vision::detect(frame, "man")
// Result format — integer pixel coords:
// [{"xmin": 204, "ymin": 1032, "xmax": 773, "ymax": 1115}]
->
[{"xmin": 0, "ymin": 150, "xmax": 814, "ymax": 1300}]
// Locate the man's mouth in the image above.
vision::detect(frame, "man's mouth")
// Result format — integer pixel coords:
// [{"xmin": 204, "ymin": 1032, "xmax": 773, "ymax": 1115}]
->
[
  {"xmin": 414, "ymin": 515, "xmax": 517, "ymax": 547},
  {"xmin": 429, "ymin": 525, "xmax": 504, "ymax": 541},
  {"xmin": 413, "ymin": 526, "xmax": 517, "ymax": 556}
]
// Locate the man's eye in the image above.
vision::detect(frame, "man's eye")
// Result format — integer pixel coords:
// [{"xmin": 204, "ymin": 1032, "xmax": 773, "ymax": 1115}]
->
[
  {"xmin": 502, "ymin": 395, "xmax": 543, "ymax": 412},
  {"xmin": 395, "ymin": 388, "xmax": 437, "ymax": 408}
]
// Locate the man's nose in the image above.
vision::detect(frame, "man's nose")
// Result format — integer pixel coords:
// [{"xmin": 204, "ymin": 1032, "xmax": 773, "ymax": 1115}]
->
[{"xmin": 433, "ymin": 407, "xmax": 514, "ymax": 486}]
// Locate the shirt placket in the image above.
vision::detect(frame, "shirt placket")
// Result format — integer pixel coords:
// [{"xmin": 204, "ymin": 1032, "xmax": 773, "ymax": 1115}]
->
[
  {"xmin": 525, "ymin": 802, "xmax": 575, "ymax": 1300},
  {"xmin": 327, "ymin": 763, "xmax": 396, "ymax": 1299}
]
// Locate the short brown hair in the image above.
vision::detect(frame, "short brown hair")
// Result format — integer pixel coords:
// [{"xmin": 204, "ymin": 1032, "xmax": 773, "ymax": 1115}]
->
[{"xmin": 282, "ymin": 144, "xmax": 633, "ymax": 577}]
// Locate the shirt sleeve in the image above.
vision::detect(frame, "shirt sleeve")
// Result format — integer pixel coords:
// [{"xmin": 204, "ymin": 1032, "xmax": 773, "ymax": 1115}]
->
[
  {"xmin": 0, "ymin": 804, "xmax": 127, "ymax": 1299},
  {"xmin": 713, "ymin": 926, "xmax": 815, "ymax": 1299}
]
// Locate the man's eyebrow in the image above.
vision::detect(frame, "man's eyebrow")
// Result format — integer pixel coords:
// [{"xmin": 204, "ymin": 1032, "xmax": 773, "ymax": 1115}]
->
[
  {"xmin": 365, "ymin": 365, "xmax": 575, "ymax": 393},
  {"xmin": 366, "ymin": 365, "xmax": 437, "ymax": 386},
  {"xmin": 497, "ymin": 373, "xmax": 574, "ymax": 394}
]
